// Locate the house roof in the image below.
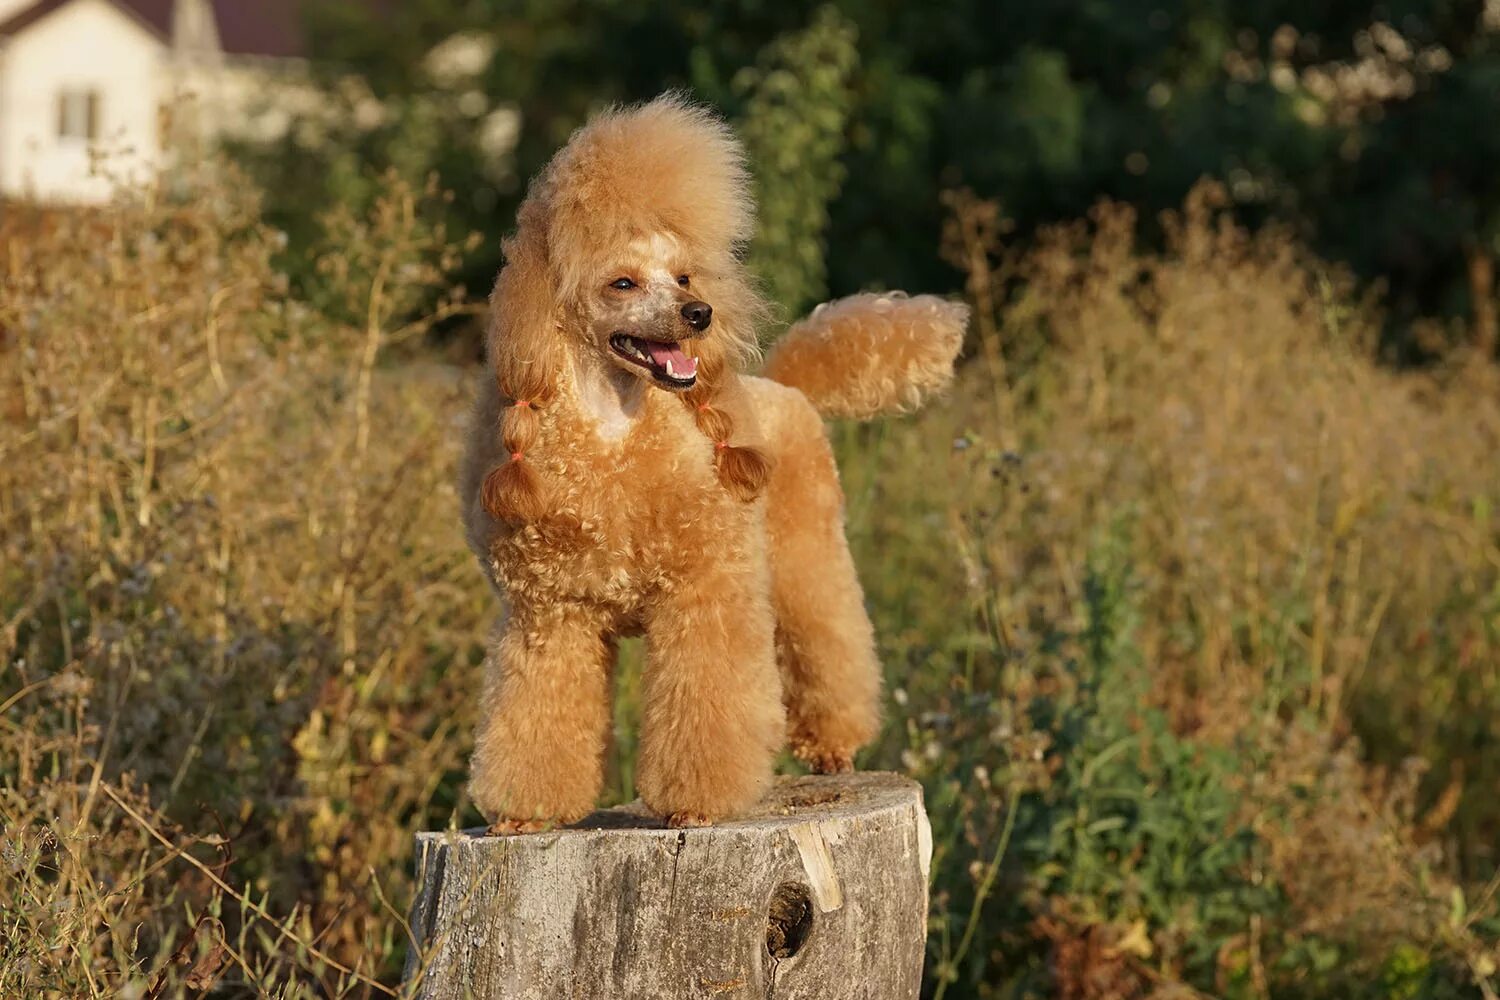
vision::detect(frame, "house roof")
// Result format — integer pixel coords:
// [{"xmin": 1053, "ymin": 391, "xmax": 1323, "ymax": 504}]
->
[
  {"xmin": 203, "ymin": 0, "xmax": 304, "ymax": 58},
  {"xmin": 0, "ymin": 0, "xmax": 163, "ymax": 40},
  {"xmin": 0, "ymin": 0, "xmax": 307, "ymax": 58}
]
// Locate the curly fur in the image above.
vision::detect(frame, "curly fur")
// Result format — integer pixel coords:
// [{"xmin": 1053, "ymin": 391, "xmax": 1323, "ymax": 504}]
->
[
  {"xmin": 763, "ymin": 292, "xmax": 970, "ymax": 419},
  {"xmin": 461, "ymin": 94, "xmax": 967, "ymax": 827}
]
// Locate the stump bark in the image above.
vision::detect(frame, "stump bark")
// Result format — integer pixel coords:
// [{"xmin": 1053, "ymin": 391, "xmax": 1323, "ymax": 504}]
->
[{"xmin": 403, "ymin": 771, "xmax": 931, "ymax": 999}]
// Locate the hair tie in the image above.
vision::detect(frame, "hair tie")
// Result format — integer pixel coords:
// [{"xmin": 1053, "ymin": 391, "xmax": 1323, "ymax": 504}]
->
[
  {"xmin": 715, "ymin": 440, "xmax": 729, "ymax": 451},
  {"xmin": 510, "ymin": 451, "xmax": 524, "ymax": 462},
  {"xmin": 513, "ymin": 399, "xmax": 532, "ymax": 409},
  {"xmin": 697, "ymin": 402, "xmax": 712, "ymax": 412}
]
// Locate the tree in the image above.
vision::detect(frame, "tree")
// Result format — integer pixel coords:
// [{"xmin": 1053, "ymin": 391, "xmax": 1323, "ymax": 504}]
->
[{"xmin": 233, "ymin": 0, "xmax": 1500, "ymax": 358}]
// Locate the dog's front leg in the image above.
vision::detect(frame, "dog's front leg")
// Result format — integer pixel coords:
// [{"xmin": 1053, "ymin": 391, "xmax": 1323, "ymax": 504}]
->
[
  {"xmin": 468, "ymin": 602, "xmax": 612, "ymax": 831},
  {"xmin": 636, "ymin": 561, "xmax": 786, "ymax": 826}
]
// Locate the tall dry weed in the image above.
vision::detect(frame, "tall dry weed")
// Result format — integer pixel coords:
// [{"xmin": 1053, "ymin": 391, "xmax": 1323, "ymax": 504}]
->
[
  {"xmin": 853, "ymin": 182, "xmax": 1499, "ymax": 996},
  {"xmin": 1, "ymin": 163, "xmax": 485, "ymax": 995}
]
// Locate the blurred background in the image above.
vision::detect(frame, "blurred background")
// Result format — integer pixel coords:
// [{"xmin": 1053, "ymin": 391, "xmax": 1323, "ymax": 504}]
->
[{"xmin": 2, "ymin": 1, "xmax": 1498, "ymax": 997}]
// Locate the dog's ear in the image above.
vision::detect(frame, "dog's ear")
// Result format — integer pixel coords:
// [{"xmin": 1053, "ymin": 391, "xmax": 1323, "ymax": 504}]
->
[
  {"xmin": 481, "ymin": 211, "xmax": 561, "ymax": 524},
  {"xmin": 487, "ymin": 206, "xmax": 561, "ymax": 404}
]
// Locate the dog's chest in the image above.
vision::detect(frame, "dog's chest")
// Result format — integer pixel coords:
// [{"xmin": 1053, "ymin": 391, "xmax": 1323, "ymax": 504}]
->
[
  {"xmin": 555, "ymin": 417, "xmax": 730, "ymax": 554},
  {"xmin": 498, "ymin": 402, "xmax": 750, "ymax": 607}
]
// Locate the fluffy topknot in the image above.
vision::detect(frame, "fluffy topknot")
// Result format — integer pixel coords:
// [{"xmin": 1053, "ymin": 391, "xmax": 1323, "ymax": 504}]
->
[{"xmin": 537, "ymin": 93, "xmax": 755, "ymax": 296}]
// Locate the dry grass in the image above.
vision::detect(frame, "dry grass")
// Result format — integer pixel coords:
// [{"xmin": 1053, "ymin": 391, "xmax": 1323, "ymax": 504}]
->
[
  {"xmin": 1, "ymin": 165, "xmax": 486, "ymax": 996},
  {"xmin": 1, "ymin": 168, "xmax": 1496, "ymax": 997}
]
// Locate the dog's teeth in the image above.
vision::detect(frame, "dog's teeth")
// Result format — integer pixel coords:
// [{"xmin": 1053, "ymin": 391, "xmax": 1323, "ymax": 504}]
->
[{"xmin": 666, "ymin": 358, "xmax": 675, "ymax": 377}]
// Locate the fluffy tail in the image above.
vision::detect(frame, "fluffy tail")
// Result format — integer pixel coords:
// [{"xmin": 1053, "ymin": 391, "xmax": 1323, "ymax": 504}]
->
[{"xmin": 761, "ymin": 292, "xmax": 968, "ymax": 420}]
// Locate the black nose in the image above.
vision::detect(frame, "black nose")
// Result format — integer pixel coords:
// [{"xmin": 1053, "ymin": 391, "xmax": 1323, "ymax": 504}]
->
[{"xmin": 681, "ymin": 300, "xmax": 712, "ymax": 331}]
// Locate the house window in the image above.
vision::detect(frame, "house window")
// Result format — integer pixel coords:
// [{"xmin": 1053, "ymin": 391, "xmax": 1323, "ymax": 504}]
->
[{"xmin": 57, "ymin": 89, "xmax": 100, "ymax": 142}]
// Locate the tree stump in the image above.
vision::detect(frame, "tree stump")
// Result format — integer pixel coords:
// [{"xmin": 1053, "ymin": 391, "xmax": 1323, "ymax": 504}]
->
[{"xmin": 402, "ymin": 771, "xmax": 932, "ymax": 999}]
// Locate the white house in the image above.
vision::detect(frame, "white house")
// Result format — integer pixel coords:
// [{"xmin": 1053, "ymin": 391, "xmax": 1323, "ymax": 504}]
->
[{"xmin": 0, "ymin": 0, "xmax": 304, "ymax": 202}]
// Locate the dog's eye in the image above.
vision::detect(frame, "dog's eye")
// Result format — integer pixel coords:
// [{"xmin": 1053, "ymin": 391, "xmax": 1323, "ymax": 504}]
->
[
  {"xmin": 610, "ymin": 277, "xmax": 636, "ymax": 291},
  {"xmin": 677, "ymin": 275, "xmax": 690, "ymax": 287}
]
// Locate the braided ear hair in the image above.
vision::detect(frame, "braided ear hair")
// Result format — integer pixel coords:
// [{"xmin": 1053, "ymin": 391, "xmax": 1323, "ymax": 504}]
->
[
  {"xmin": 676, "ymin": 266, "xmax": 773, "ymax": 502},
  {"xmin": 681, "ymin": 367, "xmax": 772, "ymax": 501},
  {"xmin": 480, "ymin": 204, "xmax": 561, "ymax": 524}
]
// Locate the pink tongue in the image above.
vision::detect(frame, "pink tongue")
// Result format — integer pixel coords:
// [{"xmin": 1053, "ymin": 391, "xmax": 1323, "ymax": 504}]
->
[{"xmin": 644, "ymin": 341, "xmax": 697, "ymax": 377}]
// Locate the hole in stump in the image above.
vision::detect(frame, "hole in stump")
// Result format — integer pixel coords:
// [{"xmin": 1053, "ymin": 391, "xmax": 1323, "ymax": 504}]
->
[{"xmin": 765, "ymin": 882, "xmax": 813, "ymax": 960}]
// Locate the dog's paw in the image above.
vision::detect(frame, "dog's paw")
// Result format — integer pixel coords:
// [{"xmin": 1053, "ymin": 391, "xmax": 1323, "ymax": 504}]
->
[
  {"xmin": 809, "ymin": 749, "xmax": 855, "ymax": 775},
  {"xmin": 791, "ymin": 738, "xmax": 856, "ymax": 775},
  {"xmin": 485, "ymin": 817, "xmax": 549, "ymax": 836},
  {"xmin": 666, "ymin": 811, "xmax": 713, "ymax": 829}
]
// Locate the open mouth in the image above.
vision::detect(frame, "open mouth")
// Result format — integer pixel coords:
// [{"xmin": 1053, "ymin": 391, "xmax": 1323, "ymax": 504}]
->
[{"xmin": 608, "ymin": 333, "xmax": 699, "ymax": 389}]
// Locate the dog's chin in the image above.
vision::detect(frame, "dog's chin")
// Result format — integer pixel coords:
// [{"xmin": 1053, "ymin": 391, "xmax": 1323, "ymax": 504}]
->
[{"xmin": 606, "ymin": 332, "xmax": 699, "ymax": 392}]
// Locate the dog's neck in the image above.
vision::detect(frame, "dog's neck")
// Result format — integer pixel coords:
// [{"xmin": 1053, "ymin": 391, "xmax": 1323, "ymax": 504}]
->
[{"xmin": 566, "ymin": 345, "xmax": 647, "ymax": 441}]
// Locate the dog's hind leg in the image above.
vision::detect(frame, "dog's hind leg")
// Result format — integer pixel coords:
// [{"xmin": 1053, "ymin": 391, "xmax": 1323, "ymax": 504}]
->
[
  {"xmin": 636, "ymin": 551, "xmax": 785, "ymax": 824},
  {"xmin": 468, "ymin": 602, "xmax": 613, "ymax": 829},
  {"xmin": 765, "ymin": 395, "xmax": 881, "ymax": 773}
]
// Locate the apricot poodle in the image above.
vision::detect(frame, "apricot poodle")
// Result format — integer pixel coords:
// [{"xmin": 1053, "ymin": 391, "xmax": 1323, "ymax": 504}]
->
[{"xmin": 460, "ymin": 94, "xmax": 967, "ymax": 831}]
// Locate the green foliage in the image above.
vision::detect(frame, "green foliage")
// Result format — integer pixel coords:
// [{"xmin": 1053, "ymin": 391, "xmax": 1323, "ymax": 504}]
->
[
  {"xmin": 893, "ymin": 524, "xmax": 1283, "ymax": 998},
  {"xmin": 1034, "ymin": 532, "xmax": 1275, "ymax": 977},
  {"xmin": 734, "ymin": 5, "xmax": 859, "ymax": 318},
  {"xmin": 229, "ymin": 1, "xmax": 1500, "ymax": 355}
]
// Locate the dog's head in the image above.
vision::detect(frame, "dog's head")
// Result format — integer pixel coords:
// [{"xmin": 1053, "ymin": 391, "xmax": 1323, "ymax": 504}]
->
[
  {"xmin": 480, "ymin": 94, "xmax": 774, "ymax": 524},
  {"xmin": 490, "ymin": 93, "xmax": 765, "ymax": 399}
]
